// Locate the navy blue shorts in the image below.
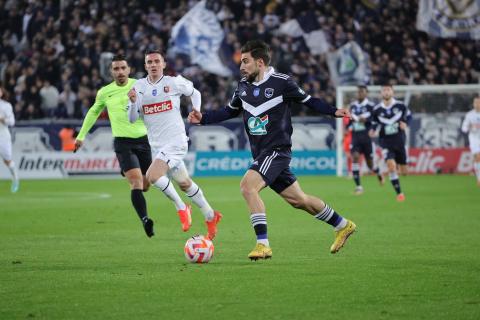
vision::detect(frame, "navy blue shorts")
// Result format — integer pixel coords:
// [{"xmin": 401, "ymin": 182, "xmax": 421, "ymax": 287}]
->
[
  {"xmin": 250, "ymin": 148, "xmax": 297, "ymax": 194},
  {"xmin": 351, "ymin": 135, "xmax": 374, "ymax": 159},
  {"xmin": 114, "ymin": 136, "xmax": 152, "ymax": 175},
  {"xmin": 380, "ymin": 140, "xmax": 407, "ymax": 165}
]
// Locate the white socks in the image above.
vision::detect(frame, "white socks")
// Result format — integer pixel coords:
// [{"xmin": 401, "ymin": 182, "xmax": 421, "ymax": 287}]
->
[
  {"xmin": 389, "ymin": 171, "xmax": 399, "ymax": 180},
  {"xmin": 153, "ymin": 176, "xmax": 186, "ymax": 211},
  {"xmin": 185, "ymin": 181, "xmax": 214, "ymax": 221}
]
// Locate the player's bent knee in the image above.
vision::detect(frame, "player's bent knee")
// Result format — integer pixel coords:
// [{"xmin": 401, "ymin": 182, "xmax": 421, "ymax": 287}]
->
[
  {"xmin": 240, "ymin": 185, "xmax": 256, "ymax": 198},
  {"xmin": 177, "ymin": 178, "xmax": 192, "ymax": 192},
  {"xmin": 129, "ymin": 179, "xmax": 143, "ymax": 190},
  {"xmin": 146, "ymin": 172, "xmax": 160, "ymax": 184}
]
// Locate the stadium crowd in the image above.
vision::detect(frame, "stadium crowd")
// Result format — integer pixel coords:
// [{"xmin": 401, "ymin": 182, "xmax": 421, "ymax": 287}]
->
[{"xmin": 0, "ymin": 0, "xmax": 479, "ymax": 120}]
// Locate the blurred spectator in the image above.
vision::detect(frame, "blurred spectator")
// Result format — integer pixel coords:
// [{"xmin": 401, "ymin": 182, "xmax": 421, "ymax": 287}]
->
[
  {"xmin": 59, "ymin": 84, "xmax": 77, "ymax": 118},
  {"xmin": 39, "ymin": 80, "xmax": 59, "ymax": 117}
]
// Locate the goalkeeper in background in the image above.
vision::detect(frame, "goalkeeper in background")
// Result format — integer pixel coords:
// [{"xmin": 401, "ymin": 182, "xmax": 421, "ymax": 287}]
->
[{"xmin": 75, "ymin": 55, "xmax": 155, "ymax": 238}]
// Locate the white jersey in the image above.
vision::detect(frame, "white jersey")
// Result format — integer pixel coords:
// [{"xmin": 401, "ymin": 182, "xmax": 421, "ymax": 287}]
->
[
  {"xmin": 462, "ymin": 110, "xmax": 480, "ymax": 140},
  {"xmin": 0, "ymin": 99, "xmax": 15, "ymax": 139},
  {"xmin": 130, "ymin": 75, "xmax": 194, "ymax": 149}
]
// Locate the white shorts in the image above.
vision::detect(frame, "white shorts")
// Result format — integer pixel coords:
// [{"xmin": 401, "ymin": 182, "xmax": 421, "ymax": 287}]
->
[
  {"xmin": 0, "ymin": 136, "xmax": 12, "ymax": 161},
  {"xmin": 469, "ymin": 137, "xmax": 480, "ymax": 155},
  {"xmin": 151, "ymin": 142, "xmax": 188, "ymax": 170}
]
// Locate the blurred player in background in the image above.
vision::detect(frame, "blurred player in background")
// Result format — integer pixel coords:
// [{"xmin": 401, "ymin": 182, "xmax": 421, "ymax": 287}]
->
[
  {"xmin": 127, "ymin": 50, "xmax": 222, "ymax": 240},
  {"xmin": 188, "ymin": 40, "xmax": 355, "ymax": 260},
  {"xmin": 461, "ymin": 96, "xmax": 480, "ymax": 186},
  {"xmin": 0, "ymin": 86, "xmax": 19, "ymax": 193},
  {"xmin": 75, "ymin": 55, "xmax": 155, "ymax": 238},
  {"xmin": 343, "ymin": 116, "xmax": 352, "ymax": 178},
  {"xmin": 348, "ymin": 85, "xmax": 383, "ymax": 195},
  {"xmin": 370, "ymin": 85, "xmax": 411, "ymax": 201}
]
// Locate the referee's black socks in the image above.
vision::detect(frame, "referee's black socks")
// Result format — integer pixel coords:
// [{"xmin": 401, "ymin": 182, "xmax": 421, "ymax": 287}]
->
[{"xmin": 131, "ymin": 189, "xmax": 148, "ymax": 221}]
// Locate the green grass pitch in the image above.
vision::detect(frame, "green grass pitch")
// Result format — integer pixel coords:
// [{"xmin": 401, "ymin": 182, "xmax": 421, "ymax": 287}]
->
[{"xmin": 1, "ymin": 175, "xmax": 479, "ymax": 319}]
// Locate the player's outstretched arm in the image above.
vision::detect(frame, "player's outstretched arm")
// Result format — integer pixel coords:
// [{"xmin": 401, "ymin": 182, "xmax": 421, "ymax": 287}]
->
[
  {"xmin": 188, "ymin": 105, "xmax": 241, "ymax": 125},
  {"xmin": 189, "ymin": 88, "xmax": 202, "ymax": 112},
  {"xmin": 75, "ymin": 89, "xmax": 107, "ymax": 151},
  {"xmin": 304, "ymin": 97, "xmax": 350, "ymax": 118}
]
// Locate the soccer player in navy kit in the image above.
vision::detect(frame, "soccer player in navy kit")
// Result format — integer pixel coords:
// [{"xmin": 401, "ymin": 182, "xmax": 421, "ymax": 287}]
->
[
  {"xmin": 188, "ymin": 40, "xmax": 356, "ymax": 260},
  {"xmin": 348, "ymin": 85, "xmax": 384, "ymax": 195},
  {"xmin": 369, "ymin": 85, "xmax": 410, "ymax": 202}
]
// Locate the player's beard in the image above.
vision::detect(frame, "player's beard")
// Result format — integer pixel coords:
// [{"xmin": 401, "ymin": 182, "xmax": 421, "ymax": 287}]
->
[{"xmin": 246, "ymin": 69, "xmax": 259, "ymax": 83}]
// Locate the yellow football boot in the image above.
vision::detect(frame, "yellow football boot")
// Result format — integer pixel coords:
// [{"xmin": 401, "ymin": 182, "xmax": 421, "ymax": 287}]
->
[
  {"xmin": 330, "ymin": 220, "xmax": 356, "ymax": 254},
  {"xmin": 248, "ymin": 243, "xmax": 273, "ymax": 260}
]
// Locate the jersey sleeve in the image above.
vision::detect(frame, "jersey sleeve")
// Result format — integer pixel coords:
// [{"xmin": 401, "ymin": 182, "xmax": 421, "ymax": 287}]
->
[
  {"xmin": 76, "ymin": 88, "xmax": 106, "ymax": 140},
  {"xmin": 370, "ymin": 106, "xmax": 380, "ymax": 130},
  {"xmin": 283, "ymin": 77, "xmax": 311, "ymax": 103},
  {"xmin": 128, "ymin": 80, "xmax": 144, "ymax": 122},
  {"xmin": 402, "ymin": 104, "xmax": 412, "ymax": 123},
  {"xmin": 174, "ymin": 75, "xmax": 195, "ymax": 97},
  {"xmin": 228, "ymin": 85, "xmax": 242, "ymax": 110},
  {"xmin": 461, "ymin": 113, "xmax": 471, "ymax": 133},
  {"xmin": 2, "ymin": 102, "xmax": 15, "ymax": 126}
]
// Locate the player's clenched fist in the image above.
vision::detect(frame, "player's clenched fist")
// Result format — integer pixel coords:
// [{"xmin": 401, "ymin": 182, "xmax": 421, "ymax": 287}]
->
[
  {"xmin": 128, "ymin": 88, "xmax": 137, "ymax": 102},
  {"xmin": 188, "ymin": 109, "xmax": 203, "ymax": 124}
]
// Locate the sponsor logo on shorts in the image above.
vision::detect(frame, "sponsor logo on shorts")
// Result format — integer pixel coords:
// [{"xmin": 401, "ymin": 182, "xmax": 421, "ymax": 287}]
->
[{"xmin": 143, "ymin": 100, "xmax": 173, "ymax": 115}]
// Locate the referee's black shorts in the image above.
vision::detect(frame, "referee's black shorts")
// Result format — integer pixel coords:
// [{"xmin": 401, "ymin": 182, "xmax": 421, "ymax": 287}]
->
[{"xmin": 113, "ymin": 135, "xmax": 152, "ymax": 175}]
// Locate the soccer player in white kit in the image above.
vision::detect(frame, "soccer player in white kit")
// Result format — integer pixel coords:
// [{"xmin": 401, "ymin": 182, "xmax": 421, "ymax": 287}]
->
[
  {"xmin": 0, "ymin": 86, "xmax": 19, "ymax": 193},
  {"xmin": 461, "ymin": 96, "xmax": 480, "ymax": 186},
  {"xmin": 127, "ymin": 50, "xmax": 222, "ymax": 239}
]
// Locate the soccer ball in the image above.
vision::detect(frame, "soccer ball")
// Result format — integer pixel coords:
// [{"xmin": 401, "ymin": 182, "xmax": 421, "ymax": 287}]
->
[{"xmin": 184, "ymin": 235, "xmax": 214, "ymax": 263}]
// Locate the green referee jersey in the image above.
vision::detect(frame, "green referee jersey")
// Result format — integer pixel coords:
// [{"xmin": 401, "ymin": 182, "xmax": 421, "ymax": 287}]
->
[{"xmin": 76, "ymin": 78, "xmax": 147, "ymax": 140}]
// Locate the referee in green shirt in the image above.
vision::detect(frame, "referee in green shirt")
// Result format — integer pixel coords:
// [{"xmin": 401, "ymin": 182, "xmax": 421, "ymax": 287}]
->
[{"xmin": 75, "ymin": 55, "xmax": 154, "ymax": 237}]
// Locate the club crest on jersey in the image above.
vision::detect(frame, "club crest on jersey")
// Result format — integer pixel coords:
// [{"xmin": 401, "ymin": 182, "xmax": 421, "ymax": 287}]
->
[
  {"xmin": 253, "ymin": 88, "xmax": 260, "ymax": 97},
  {"xmin": 164, "ymin": 86, "xmax": 170, "ymax": 93},
  {"xmin": 247, "ymin": 115, "xmax": 269, "ymax": 135},
  {"xmin": 152, "ymin": 89, "xmax": 158, "ymax": 96},
  {"xmin": 265, "ymin": 88, "xmax": 274, "ymax": 98}
]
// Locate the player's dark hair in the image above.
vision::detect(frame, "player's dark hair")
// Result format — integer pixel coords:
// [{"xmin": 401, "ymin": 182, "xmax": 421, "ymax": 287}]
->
[
  {"xmin": 357, "ymin": 85, "xmax": 368, "ymax": 91},
  {"xmin": 145, "ymin": 49, "xmax": 164, "ymax": 57},
  {"xmin": 241, "ymin": 40, "xmax": 271, "ymax": 66},
  {"xmin": 111, "ymin": 54, "xmax": 128, "ymax": 64},
  {"xmin": 0, "ymin": 84, "xmax": 9, "ymax": 100}
]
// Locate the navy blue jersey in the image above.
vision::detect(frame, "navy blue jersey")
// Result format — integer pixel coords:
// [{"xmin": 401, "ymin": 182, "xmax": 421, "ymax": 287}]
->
[
  {"xmin": 371, "ymin": 99, "xmax": 410, "ymax": 145},
  {"xmin": 348, "ymin": 99, "xmax": 375, "ymax": 139},
  {"xmin": 228, "ymin": 69, "xmax": 311, "ymax": 158}
]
